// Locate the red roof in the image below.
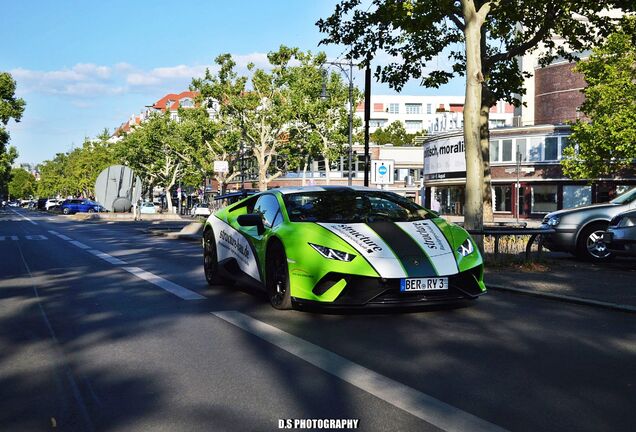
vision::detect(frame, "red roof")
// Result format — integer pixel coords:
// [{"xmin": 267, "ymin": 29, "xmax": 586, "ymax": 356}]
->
[{"xmin": 153, "ymin": 91, "xmax": 199, "ymax": 111}]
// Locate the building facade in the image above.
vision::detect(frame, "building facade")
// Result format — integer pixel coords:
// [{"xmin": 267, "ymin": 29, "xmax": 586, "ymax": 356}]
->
[
  {"xmin": 422, "ymin": 126, "xmax": 636, "ymax": 219},
  {"xmin": 354, "ymin": 95, "xmax": 514, "ymax": 134}
]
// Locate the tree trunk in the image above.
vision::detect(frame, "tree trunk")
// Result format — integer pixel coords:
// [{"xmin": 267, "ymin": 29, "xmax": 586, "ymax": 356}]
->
[
  {"xmin": 301, "ymin": 158, "xmax": 308, "ymax": 186},
  {"xmin": 480, "ymin": 102, "xmax": 494, "ymax": 223},
  {"xmin": 462, "ymin": 3, "xmax": 485, "ymax": 249},
  {"xmin": 165, "ymin": 186, "xmax": 173, "ymax": 214},
  {"xmin": 324, "ymin": 156, "xmax": 331, "ymax": 185}
]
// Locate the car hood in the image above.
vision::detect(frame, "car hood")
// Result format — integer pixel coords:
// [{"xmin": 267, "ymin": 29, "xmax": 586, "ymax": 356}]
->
[
  {"xmin": 546, "ymin": 203, "xmax": 620, "ymax": 219},
  {"xmin": 317, "ymin": 220, "xmax": 459, "ymax": 278}
]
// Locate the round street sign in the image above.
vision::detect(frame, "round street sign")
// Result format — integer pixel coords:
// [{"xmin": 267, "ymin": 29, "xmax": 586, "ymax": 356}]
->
[{"xmin": 378, "ymin": 165, "xmax": 388, "ymax": 176}]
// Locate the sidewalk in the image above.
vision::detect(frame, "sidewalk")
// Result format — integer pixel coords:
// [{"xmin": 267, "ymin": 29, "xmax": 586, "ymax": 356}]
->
[{"xmin": 485, "ymin": 253, "xmax": 636, "ymax": 312}]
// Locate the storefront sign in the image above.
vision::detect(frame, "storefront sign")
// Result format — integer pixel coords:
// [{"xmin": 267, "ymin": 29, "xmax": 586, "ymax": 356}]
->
[{"xmin": 423, "ymin": 136, "xmax": 466, "ymax": 181}]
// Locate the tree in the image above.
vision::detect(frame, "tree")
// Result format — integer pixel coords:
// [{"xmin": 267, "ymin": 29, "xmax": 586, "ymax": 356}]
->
[
  {"xmin": 318, "ymin": 0, "xmax": 634, "ymax": 235},
  {"xmin": 115, "ymin": 112, "xmax": 197, "ymax": 213},
  {"xmin": 179, "ymin": 101, "xmax": 241, "ymax": 195},
  {"xmin": 195, "ymin": 49, "xmax": 312, "ymax": 191},
  {"xmin": 0, "ymin": 72, "xmax": 26, "ymax": 198},
  {"xmin": 367, "ymin": 121, "xmax": 424, "ymax": 146},
  {"xmin": 38, "ymin": 152, "xmax": 70, "ymax": 197},
  {"xmin": 8, "ymin": 167, "xmax": 35, "ymax": 199},
  {"xmin": 562, "ymin": 18, "xmax": 636, "ymax": 179},
  {"xmin": 283, "ymin": 48, "xmax": 360, "ymax": 184}
]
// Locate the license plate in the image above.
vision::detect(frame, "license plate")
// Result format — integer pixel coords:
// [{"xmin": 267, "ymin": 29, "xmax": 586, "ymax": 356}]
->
[{"xmin": 400, "ymin": 277, "xmax": 448, "ymax": 292}]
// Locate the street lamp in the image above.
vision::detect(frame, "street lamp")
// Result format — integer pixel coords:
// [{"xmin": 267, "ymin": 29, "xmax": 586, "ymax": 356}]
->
[{"xmin": 321, "ymin": 59, "xmax": 355, "ymax": 186}]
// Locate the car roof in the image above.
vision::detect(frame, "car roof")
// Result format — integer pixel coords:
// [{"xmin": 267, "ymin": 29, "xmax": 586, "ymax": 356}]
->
[{"xmin": 271, "ymin": 186, "xmax": 388, "ymax": 195}]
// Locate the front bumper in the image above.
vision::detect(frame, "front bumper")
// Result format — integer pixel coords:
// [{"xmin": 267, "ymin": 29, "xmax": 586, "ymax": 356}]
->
[
  {"xmin": 603, "ymin": 230, "xmax": 636, "ymax": 256},
  {"xmin": 540, "ymin": 224, "xmax": 577, "ymax": 252},
  {"xmin": 293, "ymin": 266, "xmax": 485, "ymax": 308}
]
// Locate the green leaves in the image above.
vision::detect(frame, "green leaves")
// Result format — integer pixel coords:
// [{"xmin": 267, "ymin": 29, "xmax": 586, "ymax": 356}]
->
[
  {"xmin": 8, "ymin": 168, "xmax": 36, "ymax": 199},
  {"xmin": 562, "ymin": 19, "xmax": 636, "ymax": 179},
  {"xmin": 0, "ymin": 72, "xmax": 26, "ymax": 197}
]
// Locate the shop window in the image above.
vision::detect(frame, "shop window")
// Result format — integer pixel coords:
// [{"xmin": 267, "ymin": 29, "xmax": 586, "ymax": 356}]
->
[
  {"xmin": 563, "ymin": 185, "xmax": 592, "ymax": 209},
  {"xmin": 490, "ymin": 140, "xmax": 500, "ymax": 162},
  {"xmin": 545, "ymin": 137, "xmax": 558, "ymax": 160},
  {"xmin": 516, "ymin": 139, "xmax": 527, "ymax": 162},
  {"xmin": 501, "ymin": 139, "xmax": 513, "ymax": 162},
  {"xmin": 493, "ymin": 185, "xmax": 512, "ymax": 212},
  {"xmin": 531, "ymin": 185, "xmax": 557, "ymax": 213}
]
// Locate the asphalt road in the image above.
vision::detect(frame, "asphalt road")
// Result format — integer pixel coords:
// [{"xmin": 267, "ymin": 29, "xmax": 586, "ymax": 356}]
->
[{"xmin": 1, "ymin": 207, "xmax": 635, "ymax": 432}]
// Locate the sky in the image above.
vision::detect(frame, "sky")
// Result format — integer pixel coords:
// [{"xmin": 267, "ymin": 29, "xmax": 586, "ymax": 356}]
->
[{"xmin": 2, "ymin": 0, "xmax": 464, "ymax": 164}]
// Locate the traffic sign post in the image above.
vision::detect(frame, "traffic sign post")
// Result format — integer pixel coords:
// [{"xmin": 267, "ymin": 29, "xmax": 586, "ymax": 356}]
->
[{"xmin": 371, "ymin": 160, "xmax": 394, "ymax": 186}]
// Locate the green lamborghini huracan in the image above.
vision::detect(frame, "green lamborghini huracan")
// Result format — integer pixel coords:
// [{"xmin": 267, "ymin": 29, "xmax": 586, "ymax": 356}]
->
[{"xmin": 203, "ymin": 186, "xmax": 486, "ymax": 310}]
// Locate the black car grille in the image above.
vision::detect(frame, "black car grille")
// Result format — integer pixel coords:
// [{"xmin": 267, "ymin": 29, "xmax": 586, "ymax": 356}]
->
[{"xmin": 310, "ymin": 265, "xmax": 484, "ymax": 306}]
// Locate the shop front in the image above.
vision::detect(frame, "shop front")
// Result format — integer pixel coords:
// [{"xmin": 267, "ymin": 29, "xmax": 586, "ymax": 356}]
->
[{"xmin": 422, "ymin": 126, "xmax": 636, "ymax": 219}]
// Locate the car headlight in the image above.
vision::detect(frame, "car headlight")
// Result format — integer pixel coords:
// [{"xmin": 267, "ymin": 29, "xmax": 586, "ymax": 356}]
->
[
  {"xmin": 618, "ymin": 216, "xmax": 636, "ymax": 228},
  {"xmin": 544, "ymin": 216, "xmax": 560, "ymax": 227},
  {"xmin": 457, "ymin": 238, "xmax": 474, "ymax": 257},
  {"xmin": 308, "ymin": 243, "xmax": 356, "ymax": 262}
]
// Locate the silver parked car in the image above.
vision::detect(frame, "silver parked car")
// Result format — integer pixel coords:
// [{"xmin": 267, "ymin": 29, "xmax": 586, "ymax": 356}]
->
[
  {"xmin": 603, "ymin": 209, "xmax": 636, "ymax": 256},
  {"xmin": 541, "ymin": 187, "xmax": 636, "ymax": 261}
]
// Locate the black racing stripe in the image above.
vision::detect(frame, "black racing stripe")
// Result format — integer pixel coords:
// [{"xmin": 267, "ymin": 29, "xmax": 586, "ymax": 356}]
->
[{"xmin": 367, "ymin": 222, "xmax": 437, "ymax": 277}]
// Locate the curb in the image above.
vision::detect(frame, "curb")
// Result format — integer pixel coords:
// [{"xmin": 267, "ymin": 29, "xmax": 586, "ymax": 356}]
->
[{"xmin": 488, "ymin": 285, "xmax": 636, "ymax": 314}]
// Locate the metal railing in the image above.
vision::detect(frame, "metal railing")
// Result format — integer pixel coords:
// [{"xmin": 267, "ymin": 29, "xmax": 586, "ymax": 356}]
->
[{"xmin": 464, "ymin": 224, "xmax": 555, "ymax": 260}]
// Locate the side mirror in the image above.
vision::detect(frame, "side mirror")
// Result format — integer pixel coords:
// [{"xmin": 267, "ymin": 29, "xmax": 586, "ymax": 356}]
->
[{"xmin": 237, "ymin": 213, "xmax": 265, "ymax": 235}]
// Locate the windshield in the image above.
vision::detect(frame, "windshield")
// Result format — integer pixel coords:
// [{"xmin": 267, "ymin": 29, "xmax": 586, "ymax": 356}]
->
[
  {"xmin": 283, "ymin": 191, "xmax": 432, "ymax": 223},
  {"xmin": 610, "ymin": 187, "xmax": 636, "ymax": 204}
]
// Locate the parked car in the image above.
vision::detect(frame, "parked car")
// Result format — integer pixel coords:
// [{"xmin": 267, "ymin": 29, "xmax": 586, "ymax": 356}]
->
[
  {"xmin": 603, "ymin": 209, "xmax": 636, "ymax": 256},
  {"xmin": 541, "ymin": 187, "xmax": 636, "ymax": 261},
  {"xmin": 191, "ymin": 203, "xmax": 211, "ymax": 217},
  {"xmin": 60, "ymin": 199, "xmax": 103, "ymax": 215},
  {"xmin": 37, "ymin": 198, "xmax": 48, "ymax": 210},
  {"xmin": 7, "ymin": 201, "xmax": 19, "ymax": 207},
  {"xmin": 139, "ymin": 201, "xmax": 157, "ymax": 214},
  {"xmin": 45, "ymin": 198, "xmax": 61, "ymax": 211}
]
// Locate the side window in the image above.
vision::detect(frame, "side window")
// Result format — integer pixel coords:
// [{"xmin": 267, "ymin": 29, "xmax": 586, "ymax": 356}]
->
[{"xmin": 253, "ymin": 194, "xmax": 281, "ymax": 228}]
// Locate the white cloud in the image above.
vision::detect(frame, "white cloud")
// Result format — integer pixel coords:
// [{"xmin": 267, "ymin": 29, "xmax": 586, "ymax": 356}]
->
[{"xmin": 9, "ymin": 52, "xmax": 282, "ymax": 99}]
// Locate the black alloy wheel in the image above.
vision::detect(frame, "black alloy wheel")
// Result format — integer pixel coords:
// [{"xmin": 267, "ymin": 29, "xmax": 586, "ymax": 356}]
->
[
  {"xmin": 266, "ymin": 241, "xmax": 292, "ymax": 310},
  {"xmin": 62, "ymin": 207, "xmax": 71, "ymax": 215}
]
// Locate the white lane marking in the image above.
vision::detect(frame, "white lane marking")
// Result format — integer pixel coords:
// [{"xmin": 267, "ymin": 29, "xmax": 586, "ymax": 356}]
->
[
  {"xmin": 123, "ymin": 267, "xmax": 205, "ymax": 300},
  {"xmin": 69, "ymin": 240, "xmax": 91, "ymax": 250},
  {"xmin": 213, "ymin": 311, "xmax": 508, "ymax": 432},
  {"xmin": 86, "ymin": 249, "xmax": 128, "ymax": 266},
  {"xmin": 0, "ymin": 236, "xmax": 19, "ymax": 241},
  {"xmin": 46, "ymin": 229, "xmax": 204, "ymax": 301},
  {"xmin": 9, "ymin": 208, "xmax": 37, "ymax": 225},
  {"xmin": 48, "ymin": 230, "xmax": 73, "ymax": 241},
  {"xmin": 25, "ymin": 235, "xmax": 48, "ymax": 240}
]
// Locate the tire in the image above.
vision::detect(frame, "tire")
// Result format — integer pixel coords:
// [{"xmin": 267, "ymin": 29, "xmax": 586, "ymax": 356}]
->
[
  {"xmin": 203, "ymin": 229, "xmax": 222, "ymax": 285},
  {"xmin": 87, "ymin": 208, "xmax": 95, "ymax": 213},
  {"xmin": 62, "ymin": 207, "xmax": 71, "ymax": 215},
  {"xmin": 576, "ymin": 223, "xmax": 613, "ymax": 262},
  {"xmin": 266, "ymin": 241, "xmax": 292, "ymax": 310}
]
